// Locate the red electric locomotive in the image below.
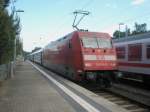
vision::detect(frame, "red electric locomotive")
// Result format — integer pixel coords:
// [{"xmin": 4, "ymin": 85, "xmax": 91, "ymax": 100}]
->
[{"xmin": 42, "ymin": 31, "xmax": 117, "ymax": 86}]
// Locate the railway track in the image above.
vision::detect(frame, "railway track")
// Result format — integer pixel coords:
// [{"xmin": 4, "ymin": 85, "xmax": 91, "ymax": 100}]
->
[
  {"xmin": 36, "ymin": 63, "xmax": 150, "ymax": 112},
  {"xmin": 80, "ymin": 83, "xmax": 150, "ymax": 112},
  {"xmin": 118, "ymin": 77, "xmax": 150, "ymax": 90}
]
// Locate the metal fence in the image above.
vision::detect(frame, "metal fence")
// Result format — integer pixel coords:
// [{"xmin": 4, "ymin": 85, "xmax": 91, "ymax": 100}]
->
[{"xmin": 0, "ymin": 62, "xmax": 14, "ymax": 82}]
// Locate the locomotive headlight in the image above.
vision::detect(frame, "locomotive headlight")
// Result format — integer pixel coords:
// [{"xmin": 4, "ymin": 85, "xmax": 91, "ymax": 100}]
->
[
  {"xmin": 84, "ymin": 55, "xmax": 97, "ymax": 60},
  {"xmin": 104, "ymin": 55, "xmax": 116, "ymax": 60},
  {"xmin": 111, "ymin": 63, "xmax": 116, "ymax": 66},
  {"xmin": 85, "ymin": 63, "xmax": 92, "ymax": 67},
  {"xmin": 77, "ymin": 70, "xmax": 83, "ymax": 73},
  {"xmin": 113, "ymin": 56, "xmax": 117, "ymax": 61}
]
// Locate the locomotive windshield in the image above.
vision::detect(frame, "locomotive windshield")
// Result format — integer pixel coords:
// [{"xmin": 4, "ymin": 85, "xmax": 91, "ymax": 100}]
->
[
  {"xmin": 97, "ymin": 38, "xmax": 112, "ymax": 48},
  {"xmin": 81, "ymin": 38, "xmax": 98, "ymax": 48},
  {"xmin": 81, "ymin": 37, "xmax": 112, "ymax": 48}
]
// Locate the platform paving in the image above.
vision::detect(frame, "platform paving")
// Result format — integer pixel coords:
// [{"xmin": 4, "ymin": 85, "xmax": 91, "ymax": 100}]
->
[{"xmin": 0, "ymin": 61, "xmax": 76, "ymax": 112}]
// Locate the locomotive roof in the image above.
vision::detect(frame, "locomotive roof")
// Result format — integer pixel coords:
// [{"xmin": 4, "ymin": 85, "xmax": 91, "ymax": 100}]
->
[
  {"xmin": 77, "ymin": 31, "xmax": 111, "ymax": 38},
  {"xmin": 113, "ymin": 32, "xmax": 150, "ymax": 43},
  {"xmin": 45, "ymin": 31, "xmax": 111, "ymax": 48},
  {"xmin": 30, "ymin": 49, "xmax": 42, "ymax": 55},
  {"xmin": 55, "ymin": 31, "xmax": 110, "ymax": 41}
]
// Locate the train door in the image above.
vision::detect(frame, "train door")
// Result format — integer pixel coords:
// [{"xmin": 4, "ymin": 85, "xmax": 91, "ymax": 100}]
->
[{"xmin": 65, "ymin": 39, "xmax": 74, "ymax": 78}]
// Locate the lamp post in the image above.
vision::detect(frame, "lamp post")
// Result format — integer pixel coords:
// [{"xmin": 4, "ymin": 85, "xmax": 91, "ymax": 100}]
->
[
  {"xmin": 13, "ymin": 10, "xmax": 24, "ymax": 66},
  {"xmin": 11, "ymin": 0, "xmax": 24, "ymax": 63},
  {"xmin": 119, "ymin": 23, "xmax": 124, "ymax": 38},
  {"xmin": 16, "ymin": 10, "xmax": 24, "ymax": 13}
]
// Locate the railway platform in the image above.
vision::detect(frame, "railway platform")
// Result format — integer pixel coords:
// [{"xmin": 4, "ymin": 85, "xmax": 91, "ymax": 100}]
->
[{"xmin": 0, "ymin": 61, "xmax": 128, "ymax": 112}]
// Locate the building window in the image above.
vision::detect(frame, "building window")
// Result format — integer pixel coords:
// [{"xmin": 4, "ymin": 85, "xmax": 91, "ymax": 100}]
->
[
  {"xmin": 128, "ymin": 44, "xmax": 142, "ymax": 61},
  {"xmin": 116, "ymin": 46, "xmax": 126, "ymax": 59},
  {"xmin": 147, "ymin": 45, "xmax": 150, "ymax": 59}
]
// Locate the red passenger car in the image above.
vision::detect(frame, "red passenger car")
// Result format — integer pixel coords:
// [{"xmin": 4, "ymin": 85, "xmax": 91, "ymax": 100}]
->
[
  {"xmin": 42, "ymin": 31, "xmax": 117, "ymax": 86},
  {"xmin": 113, "ymin": 32, "xmax": 150, "ymax": 85}
]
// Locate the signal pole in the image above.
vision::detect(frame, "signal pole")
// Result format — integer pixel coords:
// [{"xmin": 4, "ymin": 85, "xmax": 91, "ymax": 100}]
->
[
  {"xmin": 125, "ymin": 25, "xmax": 128, "ymax": 37},
  {"xmin": 119, "ymin": 23, "xmax": 124, "ymax": 38}
]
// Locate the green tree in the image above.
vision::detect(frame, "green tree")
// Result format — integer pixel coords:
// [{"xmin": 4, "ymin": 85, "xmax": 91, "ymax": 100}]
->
[
  {"xmin": 113, "ymin": 23, "xmax": 148, "ymax": 38},
  {"xmin": 16, "ymin": 37, "xmax": 23, "ymax": 55},
  {"xmin": 132, "ymin": 22, "xmax": 147, "ymax": 35},
  {"xmin": 113, "ymin": 28, "xmax": 131, "ymax": 38},
  {"xmin": 0, "ymin": 0, "xmax": 21, "ymax": 64},
  {"xmin": 113, "ymin": 30, "xmax": 125, "ymax": 38},
  {"xmin": 0, "ymin": 0, "xmax": 9, "ymax": 9}
]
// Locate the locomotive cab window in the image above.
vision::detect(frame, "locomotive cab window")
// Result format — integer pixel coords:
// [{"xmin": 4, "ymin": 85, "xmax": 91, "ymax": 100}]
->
[
  {"xmin": 81, "ymin": 37, "xmax": 98, "ymax": 48},
  {"xmin": 97, "ymin": 38, "xmax": 112, "ymax": 48},
  {"xmin": 147, "ymin": 44, "xmax": 150, "ymax": 59},
  {"xmin": 81, "ymin": 37, "xmax": 112, "ymax": 48}
]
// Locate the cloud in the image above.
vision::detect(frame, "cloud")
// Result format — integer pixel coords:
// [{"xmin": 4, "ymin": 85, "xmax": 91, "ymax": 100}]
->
[{"xmin": 132, "ymin": 0, "xmax": 145, "ymax": 5}]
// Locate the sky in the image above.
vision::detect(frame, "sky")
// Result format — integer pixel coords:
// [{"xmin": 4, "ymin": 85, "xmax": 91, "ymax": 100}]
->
[{"xmin": 10, "ymin": 0, "xmax": 150, "ymax": 52}]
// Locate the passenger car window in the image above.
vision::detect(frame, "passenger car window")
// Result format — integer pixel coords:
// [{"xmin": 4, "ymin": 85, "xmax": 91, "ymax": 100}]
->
[
  {"xmin": 147, "ymin": 45, "xmax": 150, "ymax": 59},
  {"xmin": 116, "ymin": 47, "xmax": 126, "ymax": 59},
  {"xmin": 128, "ymin": 44, "xmax": 142, "ymax": 61}
]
